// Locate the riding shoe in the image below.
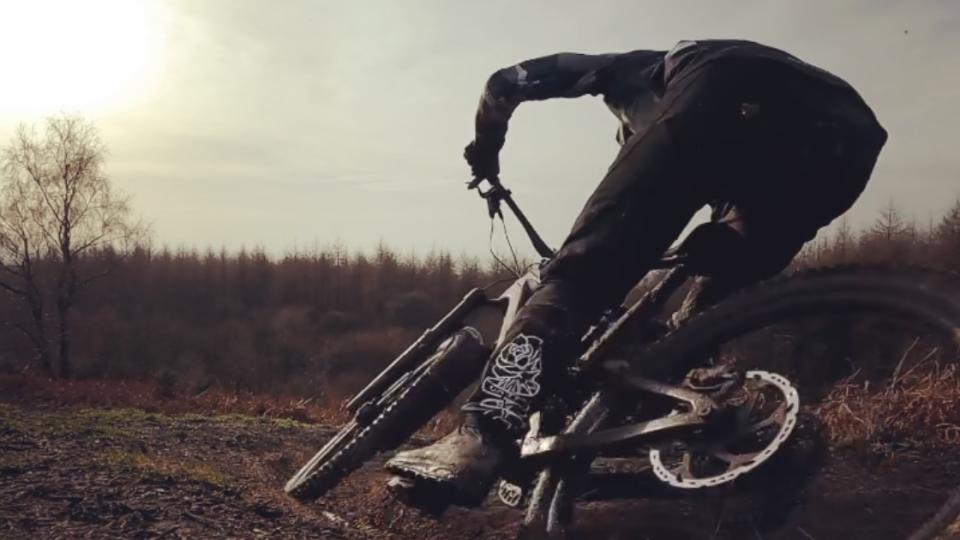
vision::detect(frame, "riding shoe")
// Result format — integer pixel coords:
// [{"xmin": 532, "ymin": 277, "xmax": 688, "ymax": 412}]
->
[{"xmin": 385, "ymin": 423, "xmax": 504, "ymax": 508}]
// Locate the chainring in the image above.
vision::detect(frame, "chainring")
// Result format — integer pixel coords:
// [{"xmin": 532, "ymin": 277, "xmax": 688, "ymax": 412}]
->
[{"xmin": 649, "ymin": 370, "xmax": 799, "ymax": 489}]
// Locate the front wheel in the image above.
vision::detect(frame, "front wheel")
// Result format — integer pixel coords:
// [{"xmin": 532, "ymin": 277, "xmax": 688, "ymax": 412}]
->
[
  {"xmin": 529, "ymin": 266, "xmax": 960, "ymax": 540},
  {"xmin": 285, "ymin": 328, "xmax": 489, "ymax": 501}
]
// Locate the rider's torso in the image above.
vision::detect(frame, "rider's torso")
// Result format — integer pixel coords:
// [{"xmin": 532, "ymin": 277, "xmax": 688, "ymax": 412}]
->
[{"xmin": 601, "ymin": 40, "xmax": 854, "ymax": 145}]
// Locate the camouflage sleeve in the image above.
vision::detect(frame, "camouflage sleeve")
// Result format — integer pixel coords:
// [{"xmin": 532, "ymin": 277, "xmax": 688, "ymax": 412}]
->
[{"xmin": 473, "ymin": 53, "xmax": 619, "ymax": 152}]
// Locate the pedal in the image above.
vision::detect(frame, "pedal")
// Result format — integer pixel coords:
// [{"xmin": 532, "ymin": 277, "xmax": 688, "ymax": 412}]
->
[{"xmin": 498, "ymin": 480, "xmax": 525, "ymax": 508}]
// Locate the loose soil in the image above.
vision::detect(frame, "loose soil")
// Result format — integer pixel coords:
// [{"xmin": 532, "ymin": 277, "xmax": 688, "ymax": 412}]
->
[{"xmin": 2, "ymin": 403, "xmax": 959, "ymax": 539}]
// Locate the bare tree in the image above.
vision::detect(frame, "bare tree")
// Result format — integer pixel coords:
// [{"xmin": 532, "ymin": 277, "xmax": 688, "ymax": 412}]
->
[
  {"xmin": 832, "ymin": 216, "xmax": 854, "ymax": 263},
  {"xmin": 1, "ymin": 115, "xmax": 146, "ymax": 377},
  {"xmin": 873, "ymin": 199, "xmax": 907, "ymax": 243},
  {"xmin": 935, "ymin": 198, "xmax": 960, "ymax": 269},
  {"xmin": 861, "ymin": 199, "xmax": 912, "ymax": 262},
  {"xmin": 0, "ymin": 157, "xmax": 54, "ymax": 374}
]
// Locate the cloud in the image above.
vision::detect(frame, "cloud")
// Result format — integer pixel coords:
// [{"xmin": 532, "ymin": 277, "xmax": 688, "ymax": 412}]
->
[{"xmin": 3, "ymin": 0, "xmax": 956, "ymax": 256}]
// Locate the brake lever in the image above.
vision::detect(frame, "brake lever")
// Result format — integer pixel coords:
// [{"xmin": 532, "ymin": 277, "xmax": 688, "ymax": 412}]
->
[
  {"xmin": 467, "ymin": 176, "xmax": 509, "ymax": 218},
  {"xmin": 466, "ymin": 177, "xmax": 484, "ymax": 191},
  {"xmin": 465, "ymin": 175, "xmax": 556, "ymax": 258}
]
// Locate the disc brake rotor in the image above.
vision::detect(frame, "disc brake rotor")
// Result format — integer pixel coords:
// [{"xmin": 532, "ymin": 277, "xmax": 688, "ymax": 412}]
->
[{"xmin": 649, "ymin": 370, "xmax": 799, "ymax": 489}]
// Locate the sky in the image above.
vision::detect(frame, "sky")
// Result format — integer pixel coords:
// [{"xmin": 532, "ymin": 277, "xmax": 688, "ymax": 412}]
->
[{"xmin": 0, "ymin": 0, "xmax": 957, "ymax": 258}]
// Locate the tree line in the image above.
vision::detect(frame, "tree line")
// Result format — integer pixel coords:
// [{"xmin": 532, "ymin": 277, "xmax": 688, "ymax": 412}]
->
[
  {"xmin": 0, "ymin": 242, "xmax": 507, "ymax": 396},
  {"xmin": 797, "ymin": 200, "xmax": 960, "ymax": 270},
  {"xmin": 2, "ymin": 114, "xmax": 959, "ymax": 400}
]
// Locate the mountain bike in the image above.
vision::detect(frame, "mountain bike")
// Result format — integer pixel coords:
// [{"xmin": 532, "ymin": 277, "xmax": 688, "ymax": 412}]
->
[{"xmin": 285, "ymin": 176, "xmax": 960, "ymax": 539}]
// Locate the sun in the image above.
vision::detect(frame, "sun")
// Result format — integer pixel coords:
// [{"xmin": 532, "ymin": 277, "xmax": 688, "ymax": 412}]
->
[{"xmin": 0, "ymin": 0, "xmax": 167, "ymax": 118}]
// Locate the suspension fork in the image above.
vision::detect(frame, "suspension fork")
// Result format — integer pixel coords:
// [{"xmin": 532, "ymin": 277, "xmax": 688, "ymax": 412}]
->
[{"xmin": 345, "ymin": 287, "xmax": 488, "ymax": 413}]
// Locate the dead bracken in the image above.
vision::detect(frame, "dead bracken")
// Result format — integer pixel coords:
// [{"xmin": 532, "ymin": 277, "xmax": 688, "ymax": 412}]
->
[{"xmin": 815, "ymin": 362, "xmax": 960, "ymax": 448}]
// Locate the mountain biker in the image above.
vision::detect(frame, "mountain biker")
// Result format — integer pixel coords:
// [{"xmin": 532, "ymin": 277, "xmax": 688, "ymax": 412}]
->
[{"xmin": 385, "ymin": 39, "xmax": 887, "ymax": 507}]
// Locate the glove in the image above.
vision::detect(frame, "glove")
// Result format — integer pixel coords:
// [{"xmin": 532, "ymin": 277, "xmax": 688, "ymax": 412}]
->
[{"xmin": 464, "ymin": 140, "xmax": 500, "ymax": 180}]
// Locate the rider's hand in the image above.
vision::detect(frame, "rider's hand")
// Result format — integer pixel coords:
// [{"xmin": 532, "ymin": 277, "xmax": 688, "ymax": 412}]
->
[{"xmin": 464, "ymin": 140, "xmax": 500, "ymax": 180}]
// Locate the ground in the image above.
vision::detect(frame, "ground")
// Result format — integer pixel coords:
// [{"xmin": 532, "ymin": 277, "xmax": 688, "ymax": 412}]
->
[
  {"xmin": 1, "ymin": 402, "xmax": 959, "ymax": 540},
  {"xmin": 0, "ymin": 403, "xmax": 520, "ymax": 539}
]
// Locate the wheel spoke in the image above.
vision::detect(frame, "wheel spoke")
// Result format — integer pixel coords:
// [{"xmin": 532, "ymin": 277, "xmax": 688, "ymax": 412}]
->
[
  {"xmin": 748, "ymin": 407, "xmax": 785, "ymax": 433},
  {"xmin": 712, "ymin": 449, "xmax": 761, "ymax": 468},
  {"xmin": 678, "ymin": 449, "xmax": 694, "ymax": 478},
  {"xmin": 735, "ymin": 392, "xmax": 756, "ymax": 427}
]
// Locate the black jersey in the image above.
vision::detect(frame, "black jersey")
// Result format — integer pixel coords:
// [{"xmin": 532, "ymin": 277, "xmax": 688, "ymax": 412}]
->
[{"xmin": 474, "ymin": 39, "xmax": 854, "ymax": 148}]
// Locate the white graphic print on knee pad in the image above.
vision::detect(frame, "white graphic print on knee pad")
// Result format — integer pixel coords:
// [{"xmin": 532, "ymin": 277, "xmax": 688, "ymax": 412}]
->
[{"xmin": 463, "ymin": 334, "xmax": 543, "ymax": 430}]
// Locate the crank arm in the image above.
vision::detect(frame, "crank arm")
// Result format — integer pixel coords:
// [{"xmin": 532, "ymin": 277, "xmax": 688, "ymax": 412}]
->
[
  {"xmin": 607, "ymin": 369, "xmax": 718, "ymax": 418},
  {"xmin": 520, "ymin": 367, "xmax": 719, "ymax": 458},
  {"xmin": 520, "ymin": 411, "xmax": 705, "ymax": 458}
]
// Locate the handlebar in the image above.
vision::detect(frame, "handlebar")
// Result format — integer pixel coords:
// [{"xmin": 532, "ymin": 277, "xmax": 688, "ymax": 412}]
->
[
  {"xmin": 468, "ymin": 176, "xmax": 556, "ymax": 259},
  {"xmin": 468, "ymin": 175, "xmax": 688, "ymax": 269}
]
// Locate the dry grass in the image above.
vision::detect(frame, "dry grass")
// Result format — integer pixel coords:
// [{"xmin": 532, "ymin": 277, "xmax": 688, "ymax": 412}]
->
[
  {"xmin": 0, "ymin": 374, "xmax": 349, "ymax": 425},
  {"xmin": 15, "ymin": 360, "xmax": 957, "ymax": 451},
  {"xmin": 815, "ymin": 362, "xmax": 960, "ymax": 447},
  {"xmin": 98, "ymin": 450, "xmax": 233, "ymax": 486},
  {"xmin": 0, "ymin": 373, "xmax": 468, "ymax": 441}
]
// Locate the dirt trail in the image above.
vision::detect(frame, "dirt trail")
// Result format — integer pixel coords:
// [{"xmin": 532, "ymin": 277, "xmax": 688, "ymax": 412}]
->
[
  {"xmin": 1, "ymin": 403, "xmax": 958, "ymax": 539},
  {"xmin": 0, "ymin": 404, "xmax": 520, "ymax": 539}
]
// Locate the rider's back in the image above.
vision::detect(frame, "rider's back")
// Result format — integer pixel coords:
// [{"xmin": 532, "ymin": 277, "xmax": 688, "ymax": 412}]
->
[{"xmin": 660, "ymin": 39, "xmax": 853, "ymax": 90}]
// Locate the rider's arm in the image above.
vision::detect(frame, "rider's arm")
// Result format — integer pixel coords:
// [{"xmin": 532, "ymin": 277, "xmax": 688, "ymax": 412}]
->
[{"xmin": 473, "ymin": 53, "xmax": 619, "ymax": 153}]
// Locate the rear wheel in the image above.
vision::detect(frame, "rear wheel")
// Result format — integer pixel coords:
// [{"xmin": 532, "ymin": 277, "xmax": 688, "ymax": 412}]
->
[{"xmin": 525, "ymin": 266, "xmax": 960, "ymax": 540}]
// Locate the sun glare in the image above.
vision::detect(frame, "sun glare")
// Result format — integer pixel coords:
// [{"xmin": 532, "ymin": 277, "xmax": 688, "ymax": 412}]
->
[{"xmin": 0, "ymin": 0, "xmax": 167, "ymax": 118}]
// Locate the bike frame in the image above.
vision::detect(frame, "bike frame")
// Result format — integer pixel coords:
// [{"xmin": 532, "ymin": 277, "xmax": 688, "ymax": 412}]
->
[
  {"xmin": 347, "ymin": 176, "xmax": 707, "ymax": 458},
  {"xmin": 347, "ymin": 259, "xmax": 715, "ymax": 463}
]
